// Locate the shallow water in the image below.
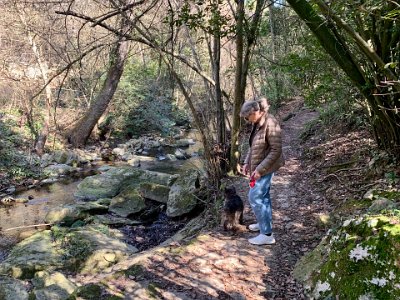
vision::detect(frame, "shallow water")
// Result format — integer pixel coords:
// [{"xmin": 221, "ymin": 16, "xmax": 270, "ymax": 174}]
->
[
  {"xmin": 0, "ymin": 179, "xmax": 81, "ymax": 262},
  {"xmin": 0, "ymin": 132, "xmax": 204, "ymax": 262}
]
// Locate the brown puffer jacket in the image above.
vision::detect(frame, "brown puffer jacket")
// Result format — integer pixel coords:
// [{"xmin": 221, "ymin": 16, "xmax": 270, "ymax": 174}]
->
[{"xmin": 244, "ymin": 113, "xmax": 285, "ymax": 176}]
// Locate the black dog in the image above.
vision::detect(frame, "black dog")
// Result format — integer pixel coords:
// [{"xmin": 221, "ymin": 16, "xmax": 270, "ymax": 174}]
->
[{"xmin": 221, "ymin": 186, "xmax": 244, "ymax": 231}]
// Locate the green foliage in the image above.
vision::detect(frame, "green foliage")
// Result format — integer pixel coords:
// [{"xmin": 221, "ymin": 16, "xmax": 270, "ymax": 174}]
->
[
  {"xmin": 124, "ymin": 264, "xmax": 145, "ymax": 278},
  {"xmin": 0, "ymin": 112, "xmax": 40, "ymax": 184},
  {"xmin": 111, "ymin": 58, "xmax": 189, "ymax": 138},
  {"xmin": 315, "ymin": 215, "xmax": 400, "ymax": 299},
  {"xmin": 299, "ymin": 118, "xmax": 322, "ymax": 141},
  {"xmin": 319, "ymin": 101, "xmax": 368, "ymax": 129},
  {"xmin": 168, "ymin": 0, "xmax": 234, "ymax": 37},
  {"xmin": 52, "ymin": 226, "xmax": 93, "ymax": 266},
  {"xmin": 255, "ymin": 6, "xmax": 371, "ymax": 133},
  {"xmin": 75, "ymin": 284, "xmax": 102, "ymax": 300},
  {"xmin": 280, "ymin": 31, "xmax": 357, "ymax": 107},
  {"xmin": 299, "ymin": 101, "xmax": 368, "ymax": 143}
]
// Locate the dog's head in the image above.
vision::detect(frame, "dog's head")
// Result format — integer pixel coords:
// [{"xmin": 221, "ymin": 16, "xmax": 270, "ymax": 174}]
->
[{"xmin": 224, "ymin": 186, "xmax": 236, "ymax": 197}]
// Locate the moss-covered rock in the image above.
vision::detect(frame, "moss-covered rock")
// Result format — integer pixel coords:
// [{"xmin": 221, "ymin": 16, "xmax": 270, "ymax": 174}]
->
[
  {"xmin": 45, "ymin": 202, "xmax": 108, "ymax": 226},
  {"xmin": 0, "ymin": 231, "xmax": 63, "ymax": 279},
  {"xmin": 31, "ymin": 271, "xmax": 76, "ymax": 294},
  {"xmin": 74, "ymin": 283, "xmax": 102, "ymax": 300},
  {"xmin": 166, "ymin": 170, "xmax": 200, "ymax": 217},
  {"xmin": 368, "ymin": 197, "xmax": 397, "ymax": 213},
  {"xmin": 43, "ymin": 164, "xmax": 74, "ymax": 178},
  {"xmin": 294, "ymin": 213, "xmax": 400, "ymax": 299},
  {"xmin": 109, "ymin": 184, "xmax": 146, "ymax": 217},
  {"xmin": 75, "ymin": 166, "xmax": 178, "ymax": 201},
  {"xmin": 92, "ymin": 214, "xmax": 143, "ymax": 226},
  {"xmin": 138, "ymin": 182, "xmax": 170, "ymax": 203},
  {"xmin": 31, "ymin": 271, "xmax": 77, "ymax": 300},
  {"xmin": 45, "ymin": 204, "xmax": 87, "ymax": 226},
  {"xmin": 123, "ymin": 264, "xmax": 146, "ymax": 280},
  {"xmin": 0, "ymin": 276, "xmax": 29, "ymax": 300},
  {"xmin": 54, "ymin": 226, "xmax": 138, "ymax": 274}
]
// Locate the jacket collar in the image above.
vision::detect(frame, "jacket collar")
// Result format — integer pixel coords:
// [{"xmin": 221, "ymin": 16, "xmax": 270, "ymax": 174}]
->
[{"xmin": 255, "ymin": 112, "xmax": 268, "ymax": 129}]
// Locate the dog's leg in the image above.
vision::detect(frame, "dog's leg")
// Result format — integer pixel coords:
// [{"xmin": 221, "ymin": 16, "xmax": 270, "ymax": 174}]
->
[
  {"xmin": 233, "ymin": 210, "xmax": 246, "ymax": 231},
  {"xmin": 238, "ymin": 210, "xmax": 244, "ymax": 225}
]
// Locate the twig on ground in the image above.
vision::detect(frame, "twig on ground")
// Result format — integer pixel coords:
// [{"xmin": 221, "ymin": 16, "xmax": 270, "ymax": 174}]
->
[
  {"xmin": 333, "ymin": 167, "xmax": 364, "ymax": 173},
  {"xmin": 2, "ymin": 223, "xmax": 52, "ymax": 232}
]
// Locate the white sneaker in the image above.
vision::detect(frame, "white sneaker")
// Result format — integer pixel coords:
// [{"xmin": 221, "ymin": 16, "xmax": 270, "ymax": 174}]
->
[
  {"xmin": 248, "ymin": 234, "xmax": 276, "ymax": 245},
  {"xmin": 248, "ymin": 223, "xmax": 260, "ymax": 232}
]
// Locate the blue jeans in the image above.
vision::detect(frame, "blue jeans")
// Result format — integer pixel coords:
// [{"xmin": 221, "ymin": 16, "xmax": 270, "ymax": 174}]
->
[{"xmin": 248, "ymin": 172, "xmax": 274, "ymax": 235}]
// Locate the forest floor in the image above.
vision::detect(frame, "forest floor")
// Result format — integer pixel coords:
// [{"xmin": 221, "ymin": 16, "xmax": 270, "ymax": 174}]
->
[{"xmin": 70, "ymin": 98, "xmax": 386, "ymax": 299}]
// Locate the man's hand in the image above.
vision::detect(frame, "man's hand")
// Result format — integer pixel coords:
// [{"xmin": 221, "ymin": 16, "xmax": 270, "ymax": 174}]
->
[
  {"xmin": 251, "ymin": 170, "xmax": 261, "ymax": 180},
  {"xmin": 242, "ymin": 164, "xmax": 249, "ymax": 175}
]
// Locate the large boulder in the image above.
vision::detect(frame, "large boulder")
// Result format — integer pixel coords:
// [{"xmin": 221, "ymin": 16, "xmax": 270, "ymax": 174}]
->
[
  {"xmin": 0, "ymin": 276, "xmax": 29, "ymax": 300},
  {"xmin": 58, "ymin": 226, "xmax": 138, "ymax": 274},
  {"xmin": 31, "ymin": 271, "xmax": 77, "ymax": 300},
  {"xmin": 166, "ymin": 170, "xmax": 200, "ymax": 217},
  {"xmin": 74, "ymin": 173, "xmax": 122, "ymax": 201},
  {"xmin": 45, "ymin": 204, "xmax": 86, "ymax": 226},
  {"xmin": 52, "ymin": 150, "xmax": 79, "ymax": 166},
  {"xmin": 0, "ymin": 231, "xmax": 63, "ymax": 279},
  {"xmin": 45, "ymin": 202, "xmax": 109, "ymax": 225},
  {"xmin": 139, "ymin": 182, "xmax": 170, "ymax": 203},
  {"xmin": 293, "ymin": 214, "xmax": 400, "ymax": 299},
  {"xmin": 74, "ymin": 167, "xmax": 142, "ymax": 201},
  {"xmin": 43, "ymin": 164, "xmax": 74, "ymax": 178},
  {"xmin": 75, "ymin": 166, "xmax": 178, "ymax": 201},
  {"xmin": 41, "ymin": 150, "xmax": 79, "ymax": 168},
  {"xmin": 109, "ymin": 184, "xmax": 146, "ymax": 217}
]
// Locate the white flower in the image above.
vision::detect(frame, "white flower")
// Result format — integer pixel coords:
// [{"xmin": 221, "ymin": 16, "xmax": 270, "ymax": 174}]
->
[
  {"xmin": 354, "ymin": 218, "xmax": 363, "ymax": 225},
  {"xmin": 314, "ymin": 281, "xmax": 331, "ymax": 296},
  {"xmin": 349, "ymin": 244, "xmax": 371, "ymax": 261},
  {"xmin": 389, "ymin": 271, "xmax": 395, "ymax": 280},
  {"xmin": 343, "ymin": 219, "xmax": 352, "ymax": 227},
  {"xmin": 370, "ymin": 277, "xmax": 387, "ymax": 286},
  {"xmin": 367, "ymin": 219, "xmax": 378, "ymax": 228},
  {"xmin": 358, "ymin": 294, "xmax": 374, "ymax": 300}
]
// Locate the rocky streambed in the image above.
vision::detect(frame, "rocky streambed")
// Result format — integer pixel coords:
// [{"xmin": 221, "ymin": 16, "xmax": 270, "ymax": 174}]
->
[{"xmin": 0, "ymin": 131, "xmax": 209, "ymax": 299}]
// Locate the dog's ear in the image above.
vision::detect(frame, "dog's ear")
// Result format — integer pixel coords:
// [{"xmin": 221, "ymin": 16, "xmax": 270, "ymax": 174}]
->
[{"xmin": 224, "ymin": 186, "xmax": 236, "ymax": 196}]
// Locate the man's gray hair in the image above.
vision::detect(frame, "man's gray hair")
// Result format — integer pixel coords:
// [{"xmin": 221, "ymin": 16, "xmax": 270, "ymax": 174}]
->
[{"xmin": 240, "ymin": 97, "xmax": 270, "ymax": 118}]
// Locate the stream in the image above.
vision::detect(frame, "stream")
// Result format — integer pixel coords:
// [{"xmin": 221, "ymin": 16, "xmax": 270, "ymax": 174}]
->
[{"xmin": 0, "ymin": 130, "xmax": 203, "ymax": 262}]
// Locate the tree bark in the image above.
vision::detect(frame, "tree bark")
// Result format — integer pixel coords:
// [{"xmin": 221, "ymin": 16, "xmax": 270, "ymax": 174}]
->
[
  {"xmin": 68, "ymin": 38, "xmax": 129, "ymax": 147},
  {"xmin": 230, "ymin": 0, "xmax": 245, "ymax": 174},
  {"xmin": 213, "ymin": 34, "xmax": 224, "ymax": 146},
  {"xmin": 230, "ymin": 0, "xmax": 266, "ymax": 173},
  {"xmin": 287, "ymin": 0, "xmax": 400, "ymax": 156},
  {"xmin": 18, "ymin": 9, "xmax": 53, "ymax": 156}
]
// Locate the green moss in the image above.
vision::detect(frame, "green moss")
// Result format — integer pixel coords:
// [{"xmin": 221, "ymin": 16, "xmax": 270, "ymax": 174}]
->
[
  {"xmin": 75, "ymin": 283, "xmax": 102, "ymax": 299},
  {"xmin": 124, "ymin": 264, "xmax": 145, "ymax": 279},
  {"xmin": 71, "ymin": 220, "xmax": 86, "ymax": 228},
  {"xmin": 309, "ymin": 215, "xmax": 400, "ymax": 299},
  {"xmin": 334, "ymin": 198, "xmax": 373, "ymax": 216},
  {"xmin": 376, "ymin": 191, "xmax": 400, "ymax": 202},
  {"xmin": 28, "ymin": 292, "xmax": 36, "ymax": 300},
  {"xmin": 58, "ymin": 231, "xmax": 94, "ymax": 272},
  {"xmin": 104, "ymin": 295, "xmax": 123, "ymax": 300},
  {"xmin": 147, "ymin": 283, "xmax": 161, "ymax": 299}
]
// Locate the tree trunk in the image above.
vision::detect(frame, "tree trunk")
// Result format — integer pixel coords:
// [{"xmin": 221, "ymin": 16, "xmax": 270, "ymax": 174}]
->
[
  {"xmin": 68, "ymin": 39, "xmax": 129, "ymax": 147},
  {"xmin": 287, "ymin": 0, "xmax": 400, "ymax": 156},
  {"xmin": 19, "ymin": 9, "xmax": 53, "ymax": 156},
  {"xmin": 230, "ymin": 0, "xmax": 245, "ymax": 174},
  {"xmin": 213, "ymin": 34, "xmax": 224, "ymax": 146},
  {"xmin": 269, "ymin": 4, "xmax": 280, "ymax": 104},
  {"xmin": 230, "ymin": 0, "xmax": 266, "ymax": 173}
]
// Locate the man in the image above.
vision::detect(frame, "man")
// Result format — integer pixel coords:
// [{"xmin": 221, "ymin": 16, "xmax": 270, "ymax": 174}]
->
[{"xmin": 240, "ymin": 97, "xmax": 285, "ymax": 245}]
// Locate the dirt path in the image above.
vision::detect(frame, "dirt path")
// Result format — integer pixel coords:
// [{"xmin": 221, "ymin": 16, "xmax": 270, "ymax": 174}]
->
[{"xmin": 72, "ymin": 100, "xmax": 323, "ymax": 299}]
